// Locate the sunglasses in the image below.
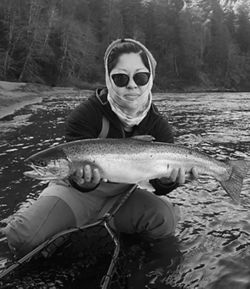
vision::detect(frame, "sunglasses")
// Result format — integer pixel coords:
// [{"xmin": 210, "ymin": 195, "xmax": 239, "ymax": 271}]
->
[{"xmin": 111, "ymin": 72, "xmax": 150, "ymax": 87}]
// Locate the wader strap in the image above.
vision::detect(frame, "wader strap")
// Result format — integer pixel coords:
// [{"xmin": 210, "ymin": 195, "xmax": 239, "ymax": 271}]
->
[{"xmin": 98, "ymin": 116, "xmax": 109, "ymax": 138}]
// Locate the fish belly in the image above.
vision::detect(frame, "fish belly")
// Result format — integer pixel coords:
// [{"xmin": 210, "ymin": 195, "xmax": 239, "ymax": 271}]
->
[{"xmin": 98, "ymin": 157, "xmax": 173, "ymax": 183}]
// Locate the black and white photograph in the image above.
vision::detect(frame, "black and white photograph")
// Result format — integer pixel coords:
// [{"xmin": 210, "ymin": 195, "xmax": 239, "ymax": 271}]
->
[{"xmin": 0, "ymin": 0, "xmax": 250, "ymax": 288}]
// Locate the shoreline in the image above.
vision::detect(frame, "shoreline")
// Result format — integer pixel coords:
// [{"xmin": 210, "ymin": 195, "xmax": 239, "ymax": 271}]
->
[
  {"xmin": 0, "ymin": 95, "xmax": 43, "ymax": 120},
  {"xmin": 0, "ymin": 80, "xmax": 246, "ymax": 120},
  {"xmin": 0, "ymin": 81, "xmax": 49, "ymax": 120}
]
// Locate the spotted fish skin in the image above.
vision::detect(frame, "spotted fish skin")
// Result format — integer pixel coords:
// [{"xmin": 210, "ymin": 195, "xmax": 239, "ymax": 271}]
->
[{"xmin": 24, "ymin": 137, "xmax": 250, "ymax": 203}]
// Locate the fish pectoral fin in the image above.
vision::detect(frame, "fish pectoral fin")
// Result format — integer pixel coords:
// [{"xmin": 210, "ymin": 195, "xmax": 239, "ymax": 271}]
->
[{"xmin": 131, "ymin": 135, "xmax": 155, "ymax": 142}]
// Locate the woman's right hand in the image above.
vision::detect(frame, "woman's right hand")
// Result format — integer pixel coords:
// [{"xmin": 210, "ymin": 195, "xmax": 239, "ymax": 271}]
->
[{"xmin": 72, "ymin": 164, "xmax": 101, "ymax": 190}]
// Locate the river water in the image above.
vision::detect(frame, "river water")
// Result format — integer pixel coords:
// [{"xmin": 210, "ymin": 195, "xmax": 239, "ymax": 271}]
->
[{"xmin": 0, "ymin": 90, "xmax": 250, "ymax": 288}]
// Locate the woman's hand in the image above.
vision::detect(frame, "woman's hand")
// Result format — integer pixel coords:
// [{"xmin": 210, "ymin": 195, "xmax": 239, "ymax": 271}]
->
[
  {"xmin": 71, "ymin": 164, "xmax": 101, "ymax": 190},
  {"xmin": 160, "ymin": 167, "xmax": 199, "ymax": 185}
]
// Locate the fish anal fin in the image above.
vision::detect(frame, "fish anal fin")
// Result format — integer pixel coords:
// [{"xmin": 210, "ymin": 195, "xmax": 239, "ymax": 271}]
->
[
  {"xmin": 137, "ymin": 180, "xmax": 155, "ymax": 192},
  {"xmin": 132, "ymin": 135, "xmax": 155, "ymax": 142}
]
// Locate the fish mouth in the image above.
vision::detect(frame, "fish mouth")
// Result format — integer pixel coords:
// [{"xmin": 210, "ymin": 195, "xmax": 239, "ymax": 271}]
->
[{"xmin": 24, "ymin": 163, "xmax": 59, "ymax": 180}]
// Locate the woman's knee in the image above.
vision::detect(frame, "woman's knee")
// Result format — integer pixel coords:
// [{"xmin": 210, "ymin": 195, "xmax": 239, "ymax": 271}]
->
[
  {"xmin": 3, "ymin": 195, "xmax": 76, "ymax": 256},
  {"xmin": 113, "ymin": 190, "xmax": 179, "ymax": 239},
  {"xmin": 140, "ymin": 195, "xmax": 178, "ymax": 239},
  {"xmin": 155, "ymin": 196, "xmax": 179, "ymax": 237}
]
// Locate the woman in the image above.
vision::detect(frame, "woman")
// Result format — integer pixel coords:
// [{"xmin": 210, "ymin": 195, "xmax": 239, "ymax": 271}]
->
[{"xmin": 3, "ymin": 39, "xmax": 198, "ymax": 265}]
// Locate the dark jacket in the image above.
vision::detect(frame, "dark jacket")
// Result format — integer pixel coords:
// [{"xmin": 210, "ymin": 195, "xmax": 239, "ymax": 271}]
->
[{"xmin": 65, "ymin": 88, "xmax": 178, "ymax": 195}]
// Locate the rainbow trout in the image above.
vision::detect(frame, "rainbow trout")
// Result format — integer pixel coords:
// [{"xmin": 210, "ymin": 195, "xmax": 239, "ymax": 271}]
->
[{"xmin": 24, "ymin": 136, "xmax": 250, "ymax": 203}]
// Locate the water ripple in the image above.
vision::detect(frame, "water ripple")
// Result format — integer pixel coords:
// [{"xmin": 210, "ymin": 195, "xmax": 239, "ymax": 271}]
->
[{"xmin": 0, "ymin": 91, "xmax": 249, "ymax": 288}]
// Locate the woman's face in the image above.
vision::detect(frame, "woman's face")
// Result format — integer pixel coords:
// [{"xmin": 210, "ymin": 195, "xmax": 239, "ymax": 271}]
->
[{"xmin": 110, "ymin": 53, "xmax": 150, "ymax": 100}]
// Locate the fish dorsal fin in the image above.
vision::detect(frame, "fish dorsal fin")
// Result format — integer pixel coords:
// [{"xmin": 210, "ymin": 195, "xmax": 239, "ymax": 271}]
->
[{"xmin": 131, "ymin": 135, "xmax": 155, "ymax": 142}]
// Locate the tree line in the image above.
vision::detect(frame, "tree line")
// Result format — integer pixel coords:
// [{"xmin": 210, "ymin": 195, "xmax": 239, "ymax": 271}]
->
[{"xmin": 0, "ymin": 0, "xmax": 250, "ymax": 91}]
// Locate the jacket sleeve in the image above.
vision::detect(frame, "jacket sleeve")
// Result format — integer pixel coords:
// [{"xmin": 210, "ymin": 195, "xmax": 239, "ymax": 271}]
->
[
  {"xmin": 65, "ymin": 99, "xmax": 102, "ymax": 193},
  {"xmin": 65, "ymin": 99, "xmax": 102, "ymax": 142},
  {"xmin": 151, "ymin": 105, "xmax": 174, "ymax": 143},
  {"xmin": 150, "ymin": 111, "xmax": 179, "ymax": 195}
]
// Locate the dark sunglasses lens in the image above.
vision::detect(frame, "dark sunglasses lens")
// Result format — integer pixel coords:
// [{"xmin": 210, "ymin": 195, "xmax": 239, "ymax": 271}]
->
[
  {"xmin": 111, "ymin": 74, "xmax": 129, "ymax": 87},
  {"xmin": 134, "ymin": 72, "xmax": 150, "ymax": 86}
]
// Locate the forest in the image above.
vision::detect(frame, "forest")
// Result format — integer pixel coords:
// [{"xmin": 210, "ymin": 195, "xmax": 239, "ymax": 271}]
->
[{"xmin": 0, "ymin": 0, "xmax": 250, "ymax": 91}]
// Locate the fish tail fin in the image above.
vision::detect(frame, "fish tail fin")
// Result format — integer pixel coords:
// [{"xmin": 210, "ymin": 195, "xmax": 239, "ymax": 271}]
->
[{"xmin": 220, "ymin": 160, "xmax": 250, "ymax": 203}]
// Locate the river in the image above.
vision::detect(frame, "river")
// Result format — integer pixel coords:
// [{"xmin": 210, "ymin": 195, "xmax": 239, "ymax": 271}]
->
[{"xmin": 0, "ymin": 90, "xmax": 250, "ymax": 288}]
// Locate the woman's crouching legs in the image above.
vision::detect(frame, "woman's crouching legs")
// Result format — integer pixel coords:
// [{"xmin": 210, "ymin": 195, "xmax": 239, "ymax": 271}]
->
[
  {"xmin": 2, "ymin": 180, "xmax": 108, "ymax": 257},
  {"xmin": 3, "ymin": 195, "xmax": 76, "ymax": 257},
  {"xmin": 113, "ymin": 188, "xmax": 179, "ymax": 240}
]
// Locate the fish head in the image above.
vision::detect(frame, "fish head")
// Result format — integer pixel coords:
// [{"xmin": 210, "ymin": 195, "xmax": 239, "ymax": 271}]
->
[{"xmin": 24, "ymin": 146, "xmax": 72, "ymax": 180}]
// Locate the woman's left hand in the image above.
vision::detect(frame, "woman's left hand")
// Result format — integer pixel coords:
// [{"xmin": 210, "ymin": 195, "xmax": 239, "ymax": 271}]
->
[{"xmin": 160, "ymin": 167, "xmax": 199, "ymax": 185}]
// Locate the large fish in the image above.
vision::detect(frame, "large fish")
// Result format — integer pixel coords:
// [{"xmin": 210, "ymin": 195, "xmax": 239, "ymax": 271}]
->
[{"xmin": 24, "ymin": 136, "xmax": 250, "ymax": 203}]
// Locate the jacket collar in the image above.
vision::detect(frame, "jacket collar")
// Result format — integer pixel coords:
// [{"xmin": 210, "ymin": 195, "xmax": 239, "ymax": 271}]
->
[{"xmin": 95, "ymin": 87, "xmax": 109, "ymax": 105}]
